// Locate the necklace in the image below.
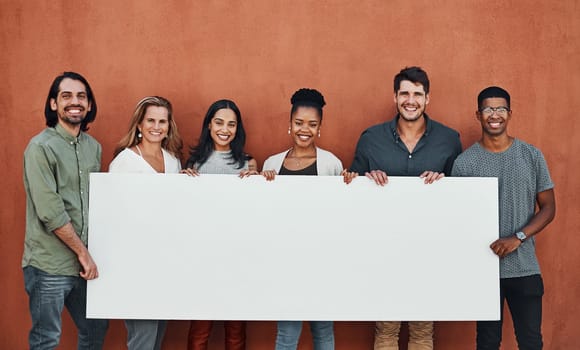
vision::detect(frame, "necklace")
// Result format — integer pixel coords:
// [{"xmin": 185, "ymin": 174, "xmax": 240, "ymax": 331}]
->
[{"xmin": 287, "ymin": 148, "xmax": 315, "ymax": 167}]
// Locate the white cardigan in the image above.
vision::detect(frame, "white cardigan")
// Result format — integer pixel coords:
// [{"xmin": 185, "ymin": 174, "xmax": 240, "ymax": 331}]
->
[{"xmin": 262, "ymin": 147, "xmax": 343, "ymax": 176}]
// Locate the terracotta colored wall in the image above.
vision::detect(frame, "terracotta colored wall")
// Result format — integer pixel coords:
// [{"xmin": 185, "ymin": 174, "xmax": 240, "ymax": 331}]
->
[{"xmin": 1, "ymin": 1, "xmax": 579, "ymax": 349}]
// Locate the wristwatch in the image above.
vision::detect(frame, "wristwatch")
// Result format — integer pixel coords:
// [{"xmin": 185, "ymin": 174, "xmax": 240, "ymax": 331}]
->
[{"xmin": 515, "ymin": 231, "xmax": 527, "ymax": 242}]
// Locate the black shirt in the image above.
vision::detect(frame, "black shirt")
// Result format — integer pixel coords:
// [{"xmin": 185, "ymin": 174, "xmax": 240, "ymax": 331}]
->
[
  {"xmin": 350, "ymin": 114, "xmax": 462, "ymax": 176},
  {"xmin": 279, "ymin": 161, "xmax": 318, "ymax": 176}
]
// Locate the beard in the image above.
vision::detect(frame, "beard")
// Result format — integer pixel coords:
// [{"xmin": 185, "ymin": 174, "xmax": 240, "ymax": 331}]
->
[
  {"xmin": 58, "ymin": 106, "xmax": 87, "ymax": 125},
  {"xmin": 60, "ymin": 115, "xmax": 84, "ymax": 125}
]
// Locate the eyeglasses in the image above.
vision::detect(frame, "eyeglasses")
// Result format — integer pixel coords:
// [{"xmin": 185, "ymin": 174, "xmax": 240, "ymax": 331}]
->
[{"xmin": 479, "ymin": 106, "xmax": 510, "ymax": 116}]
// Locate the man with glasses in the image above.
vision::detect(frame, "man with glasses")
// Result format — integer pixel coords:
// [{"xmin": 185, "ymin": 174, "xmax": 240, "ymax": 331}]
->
[
  {"xmin": 452, "ymin": 86, "xmax": 556, "ymax": 350},
  {"xmin": 347, "ymin": 66, "xmax": 462, "ymax": 350}
]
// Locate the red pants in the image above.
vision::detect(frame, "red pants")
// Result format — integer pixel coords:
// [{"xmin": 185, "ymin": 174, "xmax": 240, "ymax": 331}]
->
[{"xmin": 187, "ymin": 320, "xmax": 246, "ymax": 350}]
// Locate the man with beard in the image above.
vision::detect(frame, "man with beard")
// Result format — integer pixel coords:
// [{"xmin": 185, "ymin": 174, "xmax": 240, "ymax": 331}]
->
[
  {"xmin": 452, "ymin": 86, "xmax": 555, "ymax": 350},
  {"xmin": 23, "ymin": 72, "xmax": 108, "ymax": 349},
  {"xmin": 348, "ymin": 66, "xmax": 462, "ymax": 350}
]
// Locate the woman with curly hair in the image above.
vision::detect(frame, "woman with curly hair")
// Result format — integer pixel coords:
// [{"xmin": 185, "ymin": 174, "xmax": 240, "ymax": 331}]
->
[{"xmin": 261, "ymin": 88, "xmax": 346, "ymax": 350}]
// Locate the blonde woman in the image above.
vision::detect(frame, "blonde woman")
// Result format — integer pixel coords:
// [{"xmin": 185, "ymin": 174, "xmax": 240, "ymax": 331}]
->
[{"xmin": 109, "ymin": 96, "xmax": 183, "ymax": 350}]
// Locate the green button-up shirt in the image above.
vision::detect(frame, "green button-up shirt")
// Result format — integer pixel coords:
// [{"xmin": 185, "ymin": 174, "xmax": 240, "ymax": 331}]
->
[{"xmin": 23, "ymin": 123, "xmax": 101, "ymax": 276}]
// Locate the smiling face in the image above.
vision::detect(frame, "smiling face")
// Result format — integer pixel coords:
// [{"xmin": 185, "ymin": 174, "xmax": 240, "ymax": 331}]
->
[
  {"xmin": 138, "ymin": 105, "xmax": 169, "ymax": 145},
  {"xmin": 290, "ymin": 106, "xmax": 321, "ymax": 149},
  {"xmin": 209, "ymin": 108, "xmax": 238, "ymax": 151},
  {"xmin": 50, "ymin": 78, "xmax": 92, "ymax": 129},
  {"xmin": 477, "ymin": 97, "xmax": 512, "ymax": 137},
  {"xmin": 394, "ymin": 80, "xmax": 429, "ymax": 122}
]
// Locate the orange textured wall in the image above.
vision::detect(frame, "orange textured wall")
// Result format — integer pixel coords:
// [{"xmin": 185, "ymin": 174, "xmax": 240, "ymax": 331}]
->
[{"xmin": 1, "ymin": 1, "xmax": 579, "ymax": 349}]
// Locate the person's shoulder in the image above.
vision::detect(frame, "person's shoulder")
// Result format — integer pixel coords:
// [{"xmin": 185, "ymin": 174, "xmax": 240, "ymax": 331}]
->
[
  {"xmin": 109, "ymin": 148, "xmax": 131, "ymax": 167},
  {"xmin": 25, "ymin": 128, "xmax": 57, "ymax": 152},
  {"xmin": 113, "ymin": 148, "xmax": 134, "ymax": 160},
  {"xmin": 429, "ymin": 117, "xmax": 460, "ymax": 137},
  {"xmin": 511, "ymin": 138, "xmax": 546, "ymax": 159},
  {"xmin": 316, "ymin": 147, "xmax": 341, "ymax": 161},
  {"xmin": 28, "ymin": 127, "xmax": 55, "ymax": 143},
  {"xmin": 109, "ymin": 148, "xmax": 144, "ymax": 172},
  {"xmin": 513, "ymin": 138, "xmax": 542, "ymax": 152},
  {"xmin": 454, "ymin": 143, "xmax": 481, "ymax": 162},
  {"xmin": 80, "ymin": 131, "xmax": 101, "ymax": 147},
  {"xmin": 265, "ymin": 149, "xmax": 289, "ymax": 161},
  {"xmin": 462, "ymin": 142, "xmax": 481, "ymax": 154},
  {"xmin": 357, "ymin": 121, "xmax": 392, "ymax": 145},
  {"xmin": 362, "ymin": 121, "xmax": 391, "ymax": 135},
  {"xmin": 162, "ymin": 148, "xmax": 180, "ymax": 162},
  {"xmin": 262, "ymin": 149, "xmax": 289, "ymax": 170}
]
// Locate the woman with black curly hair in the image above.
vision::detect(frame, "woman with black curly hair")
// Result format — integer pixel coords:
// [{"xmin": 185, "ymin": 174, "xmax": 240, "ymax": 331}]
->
[
  {"xmin": 261, "ymin": 88, "xmax": 345, "ymax": 350},
  {"xmin": 262, "ymin": 88, "xmax": 343, "ymax": 179}
]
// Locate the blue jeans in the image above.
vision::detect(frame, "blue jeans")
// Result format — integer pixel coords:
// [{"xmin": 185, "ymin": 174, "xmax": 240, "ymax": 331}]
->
[
  {"xmin": 125, "ymin": 319, "xmax": 167, "ymax": 350},
  {"xmin": 477, "ymin": 274, "xmax": 544, "ymax": 350},
  {"xmin": 23, "ymin": 266, "xmax": 109, "ymax": 350},
  {"xmin": 275, "ymin": 321, "xmax": 334, "ymax": 350}
]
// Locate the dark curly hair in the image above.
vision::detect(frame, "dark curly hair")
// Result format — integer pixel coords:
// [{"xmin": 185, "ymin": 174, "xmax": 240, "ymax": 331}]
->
[{"xmin": 290, "ymin": 88, "xmax": 326, "ymax": 121}]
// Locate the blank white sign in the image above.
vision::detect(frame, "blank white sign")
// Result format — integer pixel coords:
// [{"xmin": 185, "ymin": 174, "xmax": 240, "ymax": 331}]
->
[{"xmin": 87, "ymin": 174, "xmax": 499, "ymax": 321}]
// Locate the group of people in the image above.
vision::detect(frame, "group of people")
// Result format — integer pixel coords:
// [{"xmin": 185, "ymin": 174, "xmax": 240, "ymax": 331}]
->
[{"xmin": 23, "ymin": 66, "xmax": 555, "ymax": 350}]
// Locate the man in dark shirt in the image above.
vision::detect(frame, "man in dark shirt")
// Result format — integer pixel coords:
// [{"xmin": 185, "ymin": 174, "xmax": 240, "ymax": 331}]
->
[{"xmin": 348, "ymin": 66, "xmax": 462, "ymax": 350}]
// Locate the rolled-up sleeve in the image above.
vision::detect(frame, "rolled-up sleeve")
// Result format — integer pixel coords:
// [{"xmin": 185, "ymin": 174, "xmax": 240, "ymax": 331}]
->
[{"xmin": 24, "ymin": 142, "xmax": 70, "ymax": 232}]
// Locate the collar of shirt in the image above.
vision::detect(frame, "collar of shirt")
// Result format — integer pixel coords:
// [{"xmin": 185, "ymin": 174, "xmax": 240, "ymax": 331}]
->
[
  {"xmin": 388, "ymin": 113, "xmax": 433, "ymax": 141},
  {"xmin": 54, "ymin": 123, "xmax": 81, "ymax": 144}
]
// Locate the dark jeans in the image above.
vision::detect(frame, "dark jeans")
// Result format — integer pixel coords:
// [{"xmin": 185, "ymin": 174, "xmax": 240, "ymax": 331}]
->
[
  {"xmin": 24, "ymin": 266, "xmax": 109, "ymax": 350},
  {"xmin": 477, "ymin": 274, "xmax": 544, "ymax": 350}
]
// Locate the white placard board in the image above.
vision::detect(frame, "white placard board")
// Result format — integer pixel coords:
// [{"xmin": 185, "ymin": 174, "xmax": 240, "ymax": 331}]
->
[{"xmin": 87, "ymin": 174, "xmax": 499, "ymax": 321}]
